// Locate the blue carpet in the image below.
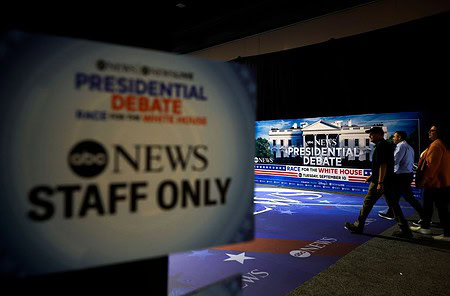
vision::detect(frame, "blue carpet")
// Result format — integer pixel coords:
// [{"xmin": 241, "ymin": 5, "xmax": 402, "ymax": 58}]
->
[{"xmin": 168, "ymin": 185, "xmax": 415, "ymax": 295}]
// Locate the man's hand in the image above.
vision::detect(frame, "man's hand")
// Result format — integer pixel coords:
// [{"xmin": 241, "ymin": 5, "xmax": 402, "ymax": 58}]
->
[{"xmin": 377, "ymin": 183, "xmax": 384, "ymax": 193}]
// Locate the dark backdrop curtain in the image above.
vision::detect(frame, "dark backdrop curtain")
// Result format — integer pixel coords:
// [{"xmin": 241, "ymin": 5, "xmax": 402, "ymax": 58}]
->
[{"xmin": 232, "ymin": 10, "xmax": 450, "ymax": 126}]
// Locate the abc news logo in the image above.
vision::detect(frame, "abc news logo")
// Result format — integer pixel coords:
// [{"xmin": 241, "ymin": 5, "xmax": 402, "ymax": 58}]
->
[
  {"xmin": 67, "ymin": 140, "xmax": 208, "ymax": 178},
  {"xmin": 290, "ymin": 237, "xmax": 337, "ymax": 259},
  {"xmin": 68, "ymin": 140, "xmax": 108, "ymax": 178},
  {"xmin": 289, "ymin": 250, "xmax": 311, "ymax": 258}
]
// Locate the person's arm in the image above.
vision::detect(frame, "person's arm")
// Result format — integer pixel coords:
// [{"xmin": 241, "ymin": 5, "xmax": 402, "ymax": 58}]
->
[
  {"xmin": 377, "ymin": 163, "xmax": 387, "ymax": 192},
  {"xmin": 424, "ymin": 141, "xmax": 444, "ymax": 184},
  {"xmin": 394, "ymin": 144, "xmax": 406, "ymax": 171}
]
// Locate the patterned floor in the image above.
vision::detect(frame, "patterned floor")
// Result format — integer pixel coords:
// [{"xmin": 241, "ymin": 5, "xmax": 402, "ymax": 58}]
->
[{"xmin": 168, "ymin": 185, "xmax": 415, "ymax": 295}]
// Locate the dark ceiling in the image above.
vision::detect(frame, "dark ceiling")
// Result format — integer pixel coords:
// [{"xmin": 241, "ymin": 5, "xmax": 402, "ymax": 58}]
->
[{"xmin": 2, "ymin": 0, "xmax": 375, "ymax": 54}]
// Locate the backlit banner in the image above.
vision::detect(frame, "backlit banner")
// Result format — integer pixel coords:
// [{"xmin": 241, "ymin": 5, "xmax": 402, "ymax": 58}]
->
[
  {"xmin": 255, "ymin": 112, "xmax": 421, "ymax": 194},
  {"xmin": 0, "ymin": 31, "xmax": 255, "ymax": 277}
]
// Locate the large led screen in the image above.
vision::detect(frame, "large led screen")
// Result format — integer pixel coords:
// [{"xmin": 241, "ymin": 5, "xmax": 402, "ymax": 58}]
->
[{"xmin": 255, "ymin": 112, "xmax": 422, "ymax": 195}]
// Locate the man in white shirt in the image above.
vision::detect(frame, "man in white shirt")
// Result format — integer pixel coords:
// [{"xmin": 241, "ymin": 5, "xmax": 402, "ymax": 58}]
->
[{"xmin": 378, "ymin": 131, "xmax": 425, "ymax": 225}]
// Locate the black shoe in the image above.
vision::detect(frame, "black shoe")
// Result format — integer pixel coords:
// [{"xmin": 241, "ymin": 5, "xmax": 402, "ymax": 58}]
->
[
  {"xmin": 392, "ymin": 230, "xmax": 414, "ymax": 239},
  {"xmin": 345, "ymin": 222, "xmax": 363, "ymax": 234},
  {"xmin": 431, "ymin": 221, "xmax": 443, "ymax": 228},
  {"xmin": 378, "ymin": 211, "xmax": 395, "ymax": 220},
  {"xmin": 412, "ymin": 219, "xmax": 422, "ymax": 227},
  {"xmin": 412, "ymin": 219, "xmax": 442, "ymax": 228}
]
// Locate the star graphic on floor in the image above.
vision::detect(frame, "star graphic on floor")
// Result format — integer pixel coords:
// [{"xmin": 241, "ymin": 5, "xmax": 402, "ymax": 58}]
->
[
  {"xmin": 188, "ymin": 250, "xmax": 214, "ymax": 259},
  {"xmin": 224, "ymin": 252, "xmax": 255, "ymax": 264}
]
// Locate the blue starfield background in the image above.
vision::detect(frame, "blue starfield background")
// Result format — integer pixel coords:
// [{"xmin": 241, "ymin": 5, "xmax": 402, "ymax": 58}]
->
[{"xmin": 168, "ymin": 184, "xmax": 415, "ymax": 295}]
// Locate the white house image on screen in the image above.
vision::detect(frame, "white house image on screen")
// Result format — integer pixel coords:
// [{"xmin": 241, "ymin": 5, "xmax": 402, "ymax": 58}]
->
[
  {"xmin": 269, "ymin": 123, "xmax": 303, "ymax": 159},
  {"xmin": 269, "ymin": 120, "xmax": 387, "ymax": 162}
]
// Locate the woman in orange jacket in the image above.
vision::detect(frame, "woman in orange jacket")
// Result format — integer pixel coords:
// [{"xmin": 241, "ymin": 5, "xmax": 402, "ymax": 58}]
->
[{"xmin": 410, "ymin": 124, "xmax": 450, "ymax": 241}]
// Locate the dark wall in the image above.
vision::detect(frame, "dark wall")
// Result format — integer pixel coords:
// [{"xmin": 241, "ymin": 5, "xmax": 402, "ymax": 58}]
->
[{"xmin": 233, "ymin": 11, "xmax": 450, "ymax": 124}]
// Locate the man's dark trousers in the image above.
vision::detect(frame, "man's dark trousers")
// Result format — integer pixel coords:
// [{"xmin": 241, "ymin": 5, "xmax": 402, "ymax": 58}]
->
[
  {"xmin": 392, "ymin": 173, "xmax": 424, "ymax": 217},
  {"xmin": 354, "ymin": 181, "xmax": 410, "ymax": 231}
]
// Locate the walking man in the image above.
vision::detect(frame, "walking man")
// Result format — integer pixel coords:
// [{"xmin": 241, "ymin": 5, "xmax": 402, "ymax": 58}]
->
[
  {"xmin": 378, "ymin": 131, "xmax": 424, "ymax": 224},
  {"xmin": 345, "ymin": 127, "xmax": 413, "ymax": 238}
]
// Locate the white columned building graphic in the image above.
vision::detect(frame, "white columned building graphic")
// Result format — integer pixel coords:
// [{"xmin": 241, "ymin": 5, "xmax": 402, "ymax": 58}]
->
[{"xmin": 268, "ymin": 123, "xmax": 302, "ymax": 158}]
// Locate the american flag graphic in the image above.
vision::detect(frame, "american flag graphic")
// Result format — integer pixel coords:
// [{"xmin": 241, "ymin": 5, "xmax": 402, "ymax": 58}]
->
[
  {"xmin": 347, "ymin": 176, "xmax": 367, "ymax": 182},
  {"xmin": 347, "ymin": 170, "xmax": 371, "ymax": 183},
  {"xmin": 254, "ymin": 165, "xmax": 298, "ymax": 177}
]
